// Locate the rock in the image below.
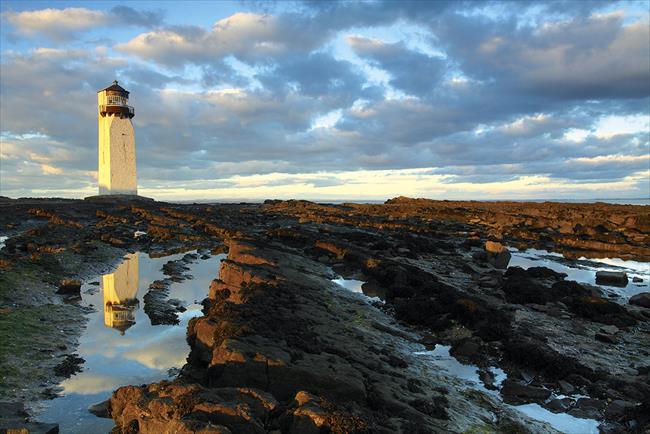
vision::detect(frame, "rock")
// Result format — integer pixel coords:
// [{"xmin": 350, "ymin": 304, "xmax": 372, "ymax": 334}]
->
[
  {"xmin": 557, "ymin": 380, "xmax": 575, "ymax": 395},
  {"xmin": 0, "ymin": 401, "xmax": 58, "ymax": 434},
  {"xmin": 632, "ymin": 276, "xmax": 643, "ymax": 283},
  {"xmin": 596, "ymin": 271, "xmax": 628, "ymax": 287},
  {"xmin": 595, "ymin": 333, "xmax": 617, "ymax": 344},
  {"xmin": 478, "ymin": 370, "xmax": 497, "ymax": 390},
  {"xmin": 452, "ymin": 339, "xmax": 481, "ymax": 359},
  {"xmin": 501, "ymin": 380, "xmax": 552, "ymax": 404},
  {"xmin": 54, "ymin": 354, "xmax": 84, "ymax": 377},
  {"xmin": 111, "ymin": 383, "xmax": 276, "ymax": 434},
  {"xmin": 485, "ymin": 241, "xmax": 511, "ymax": 269},
  {"xmin": 57, "ymin": 279, "xmax": 81, "ymax": 295},
  {"xmin": 88, "ymin": 400, "xmax": 111, "ymax": 418},
  {"xmin": 604, "ymin": 400, "xmax": 636, "ymax": 420},
  {"xmin": 289, "ymin": 391, "xmax": 369, "ymax": 433},
  {"xmin": 472, "ymin": 250, "xmax": 488, "ymax": 262},
  {"xmin": 544, "ymin": 398, "xmax": 573, "ymax": 413},
  {"xmin": 386, "ymin": 355, "xmax": 408, "ymax": 368},
  {"xmin": 575, "ymin": 398, "xmax": 607, "ymax": 410},
  {"xmin": 600, "ymin": 325, "xmax": 619, "ymax": 335},
  {"xmin": 629, "ymin": 292, "xmax": 650, "ymax": 308},
  {"xmin": 568, "ymin": 406, "xmax": 601, "ymax": 419},
  {"xmin": 566, "ymin": 295, "xmax": 637, "ymax": 327},
  {"xmin": 409, "ymin": 396, "xmax": 449, "ymax": 420}
]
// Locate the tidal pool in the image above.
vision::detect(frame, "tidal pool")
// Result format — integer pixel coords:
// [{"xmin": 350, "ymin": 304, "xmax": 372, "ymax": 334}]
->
[
  {"xmin": 33, "ymin": 251, "xmax": 225, "ymax": 433},
  {"xmin": 509, "ymin": 248, "xmax": 649, "ymax": 302},
  {"xmin": 332, "ymin": 276, "xmax": 385, "ymax": 302},
  {"xmin": 415, "ymin": 346, "xmax": 600, "ymax": 434}
]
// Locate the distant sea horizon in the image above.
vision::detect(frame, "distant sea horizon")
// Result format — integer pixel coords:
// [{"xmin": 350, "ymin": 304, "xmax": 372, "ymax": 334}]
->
[{"xmin": 170, "ymin": 198, "xmax": 650, "ymax": 206}]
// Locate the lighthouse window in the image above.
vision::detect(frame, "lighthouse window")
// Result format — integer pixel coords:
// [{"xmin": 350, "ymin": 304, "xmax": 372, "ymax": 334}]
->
[{"xmin": 107, "ymin": 95, "xmax": 127, "ymax": 106}]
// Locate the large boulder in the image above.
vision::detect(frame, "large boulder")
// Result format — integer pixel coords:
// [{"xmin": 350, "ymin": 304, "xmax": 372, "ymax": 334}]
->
[
  {"xmin": 596, "ymin": 271, "xmax": 628, "ymax": 287},
  {"xmin": 629, "ymin": 292, "xmax": 650, "ymax": 308},
  {"xmin": 485, "ymin": 241, "xmax": 511, "ymax": 269}
]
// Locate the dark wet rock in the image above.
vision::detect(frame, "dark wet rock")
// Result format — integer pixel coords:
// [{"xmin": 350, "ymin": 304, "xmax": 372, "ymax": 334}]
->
[
  {"xmin": 595, "ymin": 333, "xmax": 617, "ymax": 344},
  {"xmin": 629, "ymin": 292, "xmax": 650, "ymax": 308},
  {"xmin": 632, "ymin": 276, "xmax": 643, "ymax": 283},
  {"xmin": 557, "ymin": 380, "xmax": 575, "ymax": 395},
  {"xmin": 56, "ymin": 279, "xmax": 81, "ymax": 295},
  {"xmin": 478, "ymin": 370, "xmax": 497, "ymax": 390},
  {"xmin": 451, "ymin": 339, "xmax": 481, "ymax": 360},
  {"xmin": 88, "ymin": 399, "xmax": 111, "ymax": 418},
  {"xmin": 604, "ymin": 399, "xmax": 636, "ymax": 420},
  {"xmin": 0, "ymin": 401, "xmax": 58, "ymax": 434},
  {"xmin": 409, "ymin": 396, "xmax": 449, "ymax": 420},
  {"xmin": 566, "ymin": 295, "xmax": 637, "ymax": 327},
  {"xmin": 500, "ymin": 379, "xmax": 552, "ymax": 404},
  {"xmin": 596, "ymin": 271, "xmax": 629, "ymax": 287},
  {"xmin": 386, "ymin": 354, "xmax": 408, "ymax": 368},
  {"xmin": 600, "ymin": 325, "xmax": 620, "ymax": 334},
  {"xmin": 568, "ymin": 406, "xmax": 601, "ymax": 419},
  {"xmin": 544, "ymin": 398, "xmax": 573, "ymax": 413},
  {"xmin": 53, "ymin": 353, "xmax": 84, "ymax": 377}
]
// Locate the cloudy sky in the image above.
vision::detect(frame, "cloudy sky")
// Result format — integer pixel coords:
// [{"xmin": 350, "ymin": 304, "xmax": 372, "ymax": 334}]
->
[{"xmin": 1, "ymin": 1, "xmax": 648, "ymax": 201}]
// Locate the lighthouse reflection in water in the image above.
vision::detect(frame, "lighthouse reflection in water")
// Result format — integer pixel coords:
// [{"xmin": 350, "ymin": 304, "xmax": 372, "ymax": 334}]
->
[
  {"xmin": 36, "ymin": 251, "xmax": 226, "ymax": 434},
  {"xmin": 103, "ymin": 253, "xmax": 139, "ymax": 334}
]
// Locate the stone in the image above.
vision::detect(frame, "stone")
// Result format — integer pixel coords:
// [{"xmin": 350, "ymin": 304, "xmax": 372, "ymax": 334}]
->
[
  {"xmin": 88, "ymin": 400, "xmax": 111, "ymax": 418},
  {"xmin": 595, "ymin": 271, "xmax": 628, "ymax": 287},
  {"xmin": 500, "ymin": 380, "xmax": 552, "ymax": 404},
  {"xmin": 485, "ymin": 241, "xmax": 511, "ymax": 269},
  {"xmin": 600, "ymin": 325, "xmax": 619, "ymax": 335},
  {"xmin": 604, "ymin": 400, "xmax": 636, "ymax": 419},
  {"xmin": 595, "ymin": 333, "xmax": 617, "ymax": 344},
  {"xmin": 629, "ymin": 292, "xmax": 650, "ymax": 308},
  {"xmin": 57, "ymin": 279, "xmax": 81, "ymax": 295},
  {"xmin": 544, "ymin": 398, "xmax": 573, "ymax": 413},
  {"xmin": 557, "ymin": 380, "xmax": 575, "ymax": 395},
  {"xmin": 632, "ymin": 276, "xmax": 643, "ymax": 283}
]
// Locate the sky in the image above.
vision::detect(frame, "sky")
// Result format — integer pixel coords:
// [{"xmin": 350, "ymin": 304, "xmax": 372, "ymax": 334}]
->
[{"xmin": 0, "ymin": 0, "xmax": 649, "ymax": 201}]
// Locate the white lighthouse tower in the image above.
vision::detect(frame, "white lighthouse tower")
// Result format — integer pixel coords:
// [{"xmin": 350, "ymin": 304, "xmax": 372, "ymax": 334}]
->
[{"xmin": 97, "ymin": 80, "xmax": 137, "ymax": 195}]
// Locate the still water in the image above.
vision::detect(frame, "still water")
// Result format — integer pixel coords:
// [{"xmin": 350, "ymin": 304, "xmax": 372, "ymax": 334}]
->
[
  {"xmin": 34, "ymin": 251, "xmax": 225, "ymax": 433},
  {"xmin": 509, "ymin": 248, "xmax": 650, "ymax": 302}
]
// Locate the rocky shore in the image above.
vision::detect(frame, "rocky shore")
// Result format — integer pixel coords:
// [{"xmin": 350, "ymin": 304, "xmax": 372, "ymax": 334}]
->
[{"xmin": 0, "ymin": 196, "xmax": 648, "ymax": 433}]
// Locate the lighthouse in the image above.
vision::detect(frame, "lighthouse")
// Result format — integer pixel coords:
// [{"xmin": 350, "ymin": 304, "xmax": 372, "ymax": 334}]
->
[{"xmin": 97, "ymin": 80, "xmax": 137, "ymax": 195}]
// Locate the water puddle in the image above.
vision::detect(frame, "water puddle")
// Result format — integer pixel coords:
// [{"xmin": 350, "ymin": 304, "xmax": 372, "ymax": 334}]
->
[
  {"xmin": 33, "ymin": 250, "xmax": 225, "ymax": 433},
  {"xmin": 509, "ymin": 248, "xmax": 649, "ymax": 302},
  {"xmin": 415, "ymin": 345, "xmax": 600, "ymax": 434},
  {"xmin": 332, "ymin": 277, "xmax": 384, "ymax": 302},
  {"xmin": 0, "ymin": 235, "xmax": 7, "ymax": 250}
]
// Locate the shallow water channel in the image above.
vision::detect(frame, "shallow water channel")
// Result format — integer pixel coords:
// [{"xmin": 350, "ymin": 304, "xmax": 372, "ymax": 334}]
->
[{"xmin": 33, "ymin": 251, "xmax": 225, "ymax": 433}]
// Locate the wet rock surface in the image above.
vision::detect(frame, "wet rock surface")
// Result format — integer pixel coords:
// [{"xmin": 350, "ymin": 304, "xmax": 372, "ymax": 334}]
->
[{"xmin": 0, "ymin": 196, "xmax": 648, "ymax": 433}]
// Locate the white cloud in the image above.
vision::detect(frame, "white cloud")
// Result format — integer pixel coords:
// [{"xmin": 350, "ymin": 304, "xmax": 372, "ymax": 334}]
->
[
  {"xmin": 3, "ymin": 8, "xmax": 109, "ymax": 39},
  {"xmin": 117, "ymin": 12, "xmax": 327, "ymax": 66},
  {"xmin": 594, "ymin": 114, "xmax": 650, "ymax": 139}
]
